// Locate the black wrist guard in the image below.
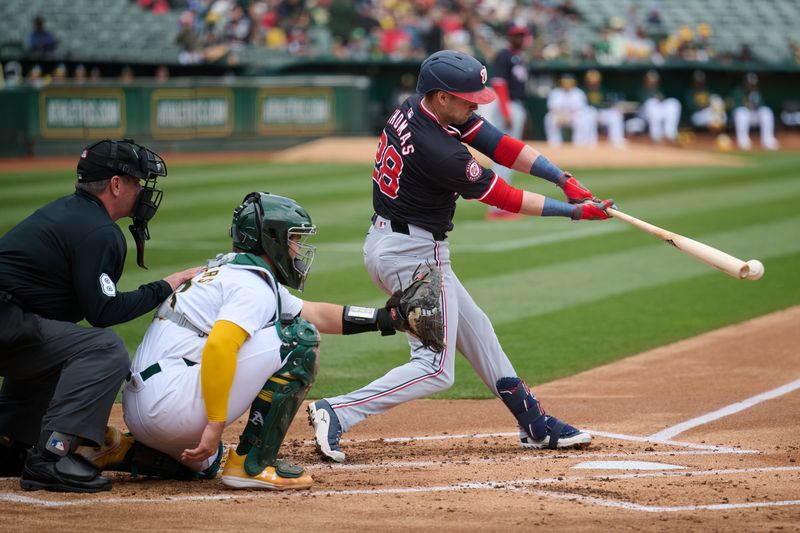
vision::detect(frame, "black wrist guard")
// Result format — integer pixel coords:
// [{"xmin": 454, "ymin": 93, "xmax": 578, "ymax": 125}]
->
[{"xmin": 342, "ymin": 305, "xmax": 396, "ymax": 336}]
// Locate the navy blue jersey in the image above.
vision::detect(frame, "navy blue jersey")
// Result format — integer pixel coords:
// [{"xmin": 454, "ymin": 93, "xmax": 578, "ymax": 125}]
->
[
  {"xmin": 490, "ymin": 48, "xmax": 527, "ymax": 102},
  {"xmin": 372, "ymin": 94, "xmax": 499, "ymax": 234}
]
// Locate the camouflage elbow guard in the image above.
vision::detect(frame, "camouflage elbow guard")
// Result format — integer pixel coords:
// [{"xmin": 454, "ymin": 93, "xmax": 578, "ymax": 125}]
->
[{"xmin": 386, "ymin": 266, "xmax": 445, "ymax": 353}]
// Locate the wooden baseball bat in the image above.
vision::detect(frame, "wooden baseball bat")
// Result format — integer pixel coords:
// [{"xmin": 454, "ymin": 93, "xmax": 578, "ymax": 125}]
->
[{"xmin": 607, "ymin": 207, "xmax": 758, "ymax": 280}]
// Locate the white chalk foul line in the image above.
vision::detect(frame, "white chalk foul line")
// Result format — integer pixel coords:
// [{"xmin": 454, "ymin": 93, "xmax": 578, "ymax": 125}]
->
[
  {"xmin": 510, "ymin": 487, "xmax": 800, "ymax": 513},
  {"xmin": 347, "ymin": 429, "xmax": 749, "ymax": 453},
  {"xmin": 318, "ymin": 448, "xmax": 756, "ymax": 471},
  {"xmin": 2, "ymin": 465, "xmax": 798, "ymax": 509},
  {"xmin": 649, "ymin": 378, "xmax": 800, "ymax": 441}
]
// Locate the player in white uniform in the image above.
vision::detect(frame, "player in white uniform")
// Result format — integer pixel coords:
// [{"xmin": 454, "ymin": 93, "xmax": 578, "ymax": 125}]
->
[
  {"xmin": 79, "ymin": 192, "xmax": 437, "ymax": 490},
  {"xmin": 544, "ymin": 75, "xmax": 594, "ymax": 147}
]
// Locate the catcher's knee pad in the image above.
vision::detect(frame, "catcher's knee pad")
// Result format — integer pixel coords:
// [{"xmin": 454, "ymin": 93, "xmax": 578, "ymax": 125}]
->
[
  {"xmin": 243, "ymin": 317, "xmax": 320, "ymax": 476},
  {"xmin": 497, "ymin": 377, "xmax": 547, "ymax": 440}
]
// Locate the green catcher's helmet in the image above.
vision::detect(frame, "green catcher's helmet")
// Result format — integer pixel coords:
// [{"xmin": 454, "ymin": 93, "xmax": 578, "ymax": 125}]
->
[{"xmin": 230, "ymin": 192, "xmax": 316, "ymax": 291}]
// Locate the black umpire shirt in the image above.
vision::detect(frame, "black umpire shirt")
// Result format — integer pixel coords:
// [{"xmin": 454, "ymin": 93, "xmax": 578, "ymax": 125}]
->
[{"xmin": 0, "ymin": 190, "xmax": 172, "ymax": 327}]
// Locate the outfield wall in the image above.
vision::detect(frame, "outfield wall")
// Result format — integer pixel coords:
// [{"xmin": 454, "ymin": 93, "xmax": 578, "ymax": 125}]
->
[{"xmin": 0, "ymin": 76, "xmax": 371, "ymax": 157}]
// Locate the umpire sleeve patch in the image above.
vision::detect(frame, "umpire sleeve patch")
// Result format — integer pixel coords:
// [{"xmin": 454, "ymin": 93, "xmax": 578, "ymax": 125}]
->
[{"xmin": 99, "ymin": 273, "xmax": 117, "ymax": 297}]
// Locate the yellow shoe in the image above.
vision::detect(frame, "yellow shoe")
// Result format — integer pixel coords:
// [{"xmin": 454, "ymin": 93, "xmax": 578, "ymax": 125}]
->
[
  {"xmin": 75, "ymin": 426, "xmax": 134, "ymax": 470},
  {"xmin": 220, "ymin": 450, "xmax": 313, "ymax": 490}
]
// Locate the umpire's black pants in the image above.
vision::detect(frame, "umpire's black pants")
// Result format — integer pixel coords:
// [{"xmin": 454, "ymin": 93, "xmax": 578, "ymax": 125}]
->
[{"xmin": 0, "ymin": 298, "xmax": 130, "ymax": 448}]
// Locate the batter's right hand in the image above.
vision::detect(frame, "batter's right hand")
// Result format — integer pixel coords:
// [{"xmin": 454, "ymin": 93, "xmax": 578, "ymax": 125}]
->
[
  {"xmin": 571, "ymin": 199, "xmax": 615, "ymax": 221},
  {"xmin": 164, "ymin": 266, "xmax": 204, "ymax": 291},
  {"xmin": 558, "ymin": 173, "xmax": 597, "ymax": 204}
]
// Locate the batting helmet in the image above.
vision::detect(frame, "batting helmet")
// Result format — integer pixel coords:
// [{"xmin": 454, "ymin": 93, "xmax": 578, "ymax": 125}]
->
[
  {"xmin": 230, "ymin": 192, "xmax": 316, "ymax": 291},
  {"xmin": 416, "ymin": 50, "xmax": 496, "ymax": 104}
]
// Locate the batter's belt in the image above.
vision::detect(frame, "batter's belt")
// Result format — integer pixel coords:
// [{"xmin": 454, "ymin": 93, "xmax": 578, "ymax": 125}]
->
[{"xmin": 371, "ymin": 214, "xmax": 447, "ymax": 241}]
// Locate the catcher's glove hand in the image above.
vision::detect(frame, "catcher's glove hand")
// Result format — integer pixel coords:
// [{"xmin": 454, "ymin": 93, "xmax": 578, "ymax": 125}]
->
[{"xmin": 385, "ymin": 266, "xmax": 445, "ymax": 352}]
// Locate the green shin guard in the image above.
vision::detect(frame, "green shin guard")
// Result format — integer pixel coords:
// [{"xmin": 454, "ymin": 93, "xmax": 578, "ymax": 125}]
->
[{"xmin": 242, "ymin": 318, "xmax": 320, "ymax": 476}]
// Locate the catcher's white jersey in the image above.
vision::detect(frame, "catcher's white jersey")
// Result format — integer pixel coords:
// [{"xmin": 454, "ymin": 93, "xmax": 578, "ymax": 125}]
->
[{"xmin": 122, "ymin": 257, "xmax": 303, "ymax": 471}]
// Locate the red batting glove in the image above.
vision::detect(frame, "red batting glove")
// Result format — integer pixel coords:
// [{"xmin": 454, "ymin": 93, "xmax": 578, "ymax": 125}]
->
[
  {"xmin": 571, "ymin": 199, "xmax": 615, "ymax": 221},
  {"xmin": 558, "ymin": 172, "xmax": 596, "ymax": 204}
]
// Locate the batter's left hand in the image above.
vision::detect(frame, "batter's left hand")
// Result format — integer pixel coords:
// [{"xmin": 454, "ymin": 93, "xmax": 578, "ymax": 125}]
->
[
  {"xmin": 572, "ymin": 199, "xmax": 616, "ymax": 221},
  {"xmin": 182, "ymin": 420, "xmax": 225, "ymax": 463},
  {"xmin": 558, "ymin": 173, "xmax": 597, "ymax": 204}
]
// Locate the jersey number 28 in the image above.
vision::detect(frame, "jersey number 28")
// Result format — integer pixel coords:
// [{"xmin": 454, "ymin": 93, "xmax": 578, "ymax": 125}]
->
[{"xmin": 372, "ymin": 130, "xmax": 403, "ymax": 199}]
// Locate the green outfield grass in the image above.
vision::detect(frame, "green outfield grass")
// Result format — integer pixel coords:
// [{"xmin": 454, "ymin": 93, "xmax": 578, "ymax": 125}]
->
[{"xmin": 1, "ymin": 152, "xmax": 798, "ymax": 399}]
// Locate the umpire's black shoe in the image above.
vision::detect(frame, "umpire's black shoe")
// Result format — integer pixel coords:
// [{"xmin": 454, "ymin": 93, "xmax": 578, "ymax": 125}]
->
[{"xmin": 20, "ymin": 449, "xmax": 112, "ymax": 493}]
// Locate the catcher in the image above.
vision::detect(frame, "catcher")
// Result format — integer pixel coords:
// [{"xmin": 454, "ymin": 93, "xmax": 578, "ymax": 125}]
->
[{"xmin": 78, "ymin": 192, "xmax": 442, "ymax": 490}]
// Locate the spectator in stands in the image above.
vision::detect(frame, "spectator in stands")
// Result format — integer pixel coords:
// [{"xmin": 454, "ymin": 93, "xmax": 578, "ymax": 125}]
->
[
  {"xmin": 556, "ymin": 0, "xmax": 582, "ymax": 22},
  {"xmin": 693, "ymin": 23, "xmax": 715, "ymax": 62},
  {"xmin": 791, "ymin": 41, "xmax": 800, "ymax": 64},
  {"xmin": 625, "ymin": 26, "xmax": 656, "ymax": 62},
  {"xmin": 645, "ymin": 2, "xmax": 665, "ymax": 35},
  {"xmin": 636, "ymin": 69, "xmax": 681, "ymax": 144},
  {"xmin": 155, "ymin": 65, "xmax": 170, "ymax": 84},
  {"xmin": 176, "ymin": 11, "xmax": 205, "ymax": 64},
  {"xmin": 73, "ymin": 64, "xmax": 88, "ymax": 85},
  {"xmin": 544, "ymin": 74, "xmax": 593, "ymax": 147},
  {"xmin": 138, "ymin": 0, "xmax": 170, "ymax": 15},
  {"xmin": 736, "ymin": 44, "xmax": 755, "ymax": 62},
  {"xmin": 582, "ymin": 69, "xmax": 626, "ymax": 148},
  {"xmin": 684, "ymin": 70, "xmax": 726, "ymax": 134},
  {"xmin": 28, "ymin": 16, "xmax": 58, "ymax": 56},
  {"xmin": 4, "ymin": 61, "xmax": 23, "ymax": 88},
  {"xmin": 89, "ymin": 66, "xmax": 102, "ymax": 83},
  {"xmin": 731, "ymin": 72, "xmax": 779, "ymax": 151},
  {"xmin": 223, "ymin": 3, "xmax": 252, "ymax": 48},
  {"xmin": 119, "ymin": 66, "xmax": 134, "ymax": 85},
  {"xmin": 51, "ymin": 64, "xmax": 68, "ymax": 85},
  {"xmin": 25, "ymin": 65, "xmax": 47, "ymax": 89}
]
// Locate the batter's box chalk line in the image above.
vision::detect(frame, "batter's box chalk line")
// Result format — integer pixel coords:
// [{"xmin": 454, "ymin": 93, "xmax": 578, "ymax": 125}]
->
[{"xmin": 2, "ymin": 465, "xmax": 799, "ymax": 511}]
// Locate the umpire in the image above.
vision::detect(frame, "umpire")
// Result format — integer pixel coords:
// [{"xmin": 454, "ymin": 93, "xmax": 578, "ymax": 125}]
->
[{"xmin": 0, "ymin": 139, "xmax": 200, "ymax": 492}]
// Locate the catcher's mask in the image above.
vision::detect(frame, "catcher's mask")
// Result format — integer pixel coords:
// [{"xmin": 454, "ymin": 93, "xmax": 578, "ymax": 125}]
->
[
  {"xmin": 77, "ymin": 138, "xmax": 167, "ymax": 269},
  {"xmin": 230, "ymin": 192, "xmax": 316, "ymax": 291}
]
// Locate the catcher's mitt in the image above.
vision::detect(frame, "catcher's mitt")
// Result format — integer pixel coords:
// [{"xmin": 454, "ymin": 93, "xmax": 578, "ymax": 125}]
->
[{"xmin": 385, "ymin": 266, "xmax": 445, "ymax": 352}]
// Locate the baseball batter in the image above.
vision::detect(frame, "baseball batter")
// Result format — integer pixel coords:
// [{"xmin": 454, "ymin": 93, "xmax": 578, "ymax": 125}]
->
[
  {"xmin": 309, "ymin": 50, "xmax": 615, "ymax": 463},
  {"xmin": 482, "ymin": 23, "xmax": 529, "ymax": 219},
  {"xmin": 81, "ymin": 192, "xmax": 442, "ymax": 490}
]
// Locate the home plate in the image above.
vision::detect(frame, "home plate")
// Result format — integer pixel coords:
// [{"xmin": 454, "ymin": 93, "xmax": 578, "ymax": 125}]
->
[{"xmin": 572, "ymin": 461, "xmax": 686, "ymax": 470}]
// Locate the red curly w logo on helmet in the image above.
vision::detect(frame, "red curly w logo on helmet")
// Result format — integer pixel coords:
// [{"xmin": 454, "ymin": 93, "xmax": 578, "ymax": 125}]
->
[{"xmin": 480, "ymin": 67, "xmax": 487, "ymax": 84}]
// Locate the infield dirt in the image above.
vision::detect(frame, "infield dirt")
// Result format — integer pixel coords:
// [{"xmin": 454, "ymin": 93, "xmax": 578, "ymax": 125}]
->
[{"xmin": 2, "ymin": 306, "xmax": 799, "ymax": 532}]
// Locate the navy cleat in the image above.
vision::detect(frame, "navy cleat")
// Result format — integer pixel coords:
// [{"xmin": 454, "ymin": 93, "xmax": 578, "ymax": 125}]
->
[
  {"xmin": 307, "ymin": 400, "xmax": 345, "ymax": 463},
  {"xmin": 519, "ymin": 416, "xmax": 592, "ymax": 450}
]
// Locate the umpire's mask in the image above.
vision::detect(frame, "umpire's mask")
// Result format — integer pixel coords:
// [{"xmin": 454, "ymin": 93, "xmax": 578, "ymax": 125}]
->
[{"xmin": 78, "ymin": 139, "xmax": 167, "ymax": 269}]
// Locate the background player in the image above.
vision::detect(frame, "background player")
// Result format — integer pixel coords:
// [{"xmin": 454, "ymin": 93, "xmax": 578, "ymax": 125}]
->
[
  {"xmin": 732, "ymin": 72, "xmax": 779, "ymax": 151},
  {"xmin": 582, "ymin": 69, "xmax": 626, "ymax": 148},
  {"xmin": 482, "ymin": 22, "xmax": 529, "ymax": 221},
  {"xmin": 309, "ymin": 50, "xmax": 615, "ymax": 463},
  {"xmin": 544, "ymin": 74, "xmax": 593, "ymax": 147},
  {"xmin": 102, "ymin": 192, "xmax": 439, "ymax": 490}
]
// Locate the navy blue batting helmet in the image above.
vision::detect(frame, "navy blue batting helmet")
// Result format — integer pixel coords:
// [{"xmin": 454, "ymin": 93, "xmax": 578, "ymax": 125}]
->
[{"xmin": 416, "ymin": 50, "xmax": 496, "ymax": 104}]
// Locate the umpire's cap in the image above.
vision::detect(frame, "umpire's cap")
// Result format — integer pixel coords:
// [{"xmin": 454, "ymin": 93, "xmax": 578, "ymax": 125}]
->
[
  {"xmin": 77, "ymin": 139, "xmax": 167, "ymax": 182},
  {"xmin": 416, "ymin": 50, "xmax": 496, "ymax": 105}
]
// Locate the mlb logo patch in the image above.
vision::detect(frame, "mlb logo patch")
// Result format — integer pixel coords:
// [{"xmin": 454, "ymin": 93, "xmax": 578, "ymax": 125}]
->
[
  {"xmin": 80, "ymin": 149, "xmax": 88, "ymax": 159},
  {"xmin": 49, "ymin": 437, "xmax": 65, "ymax": 452}
]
